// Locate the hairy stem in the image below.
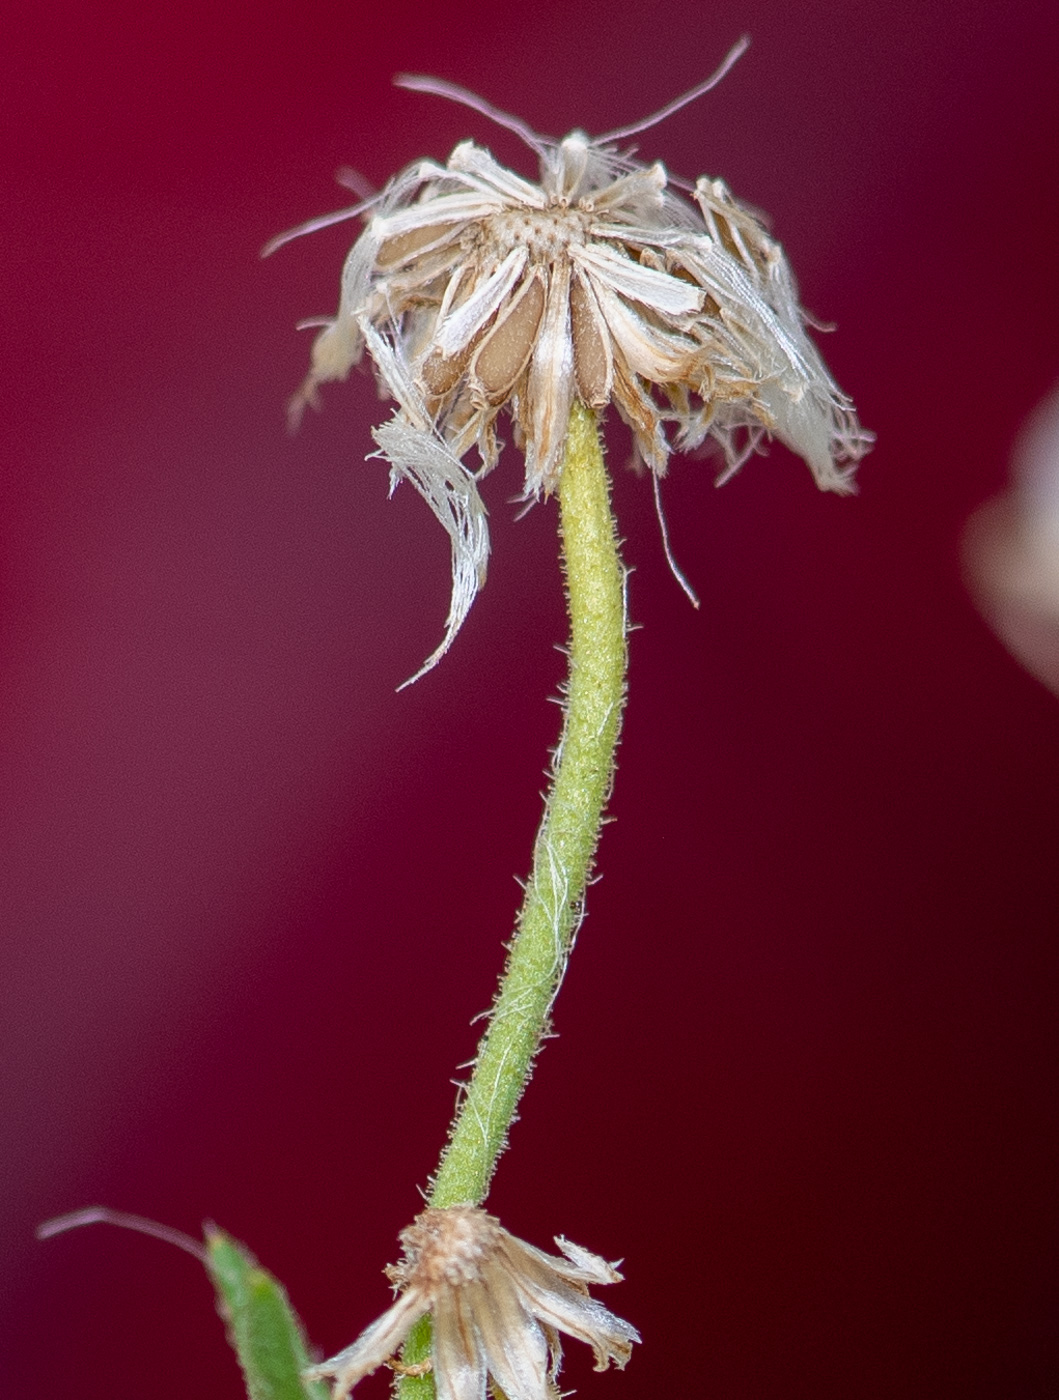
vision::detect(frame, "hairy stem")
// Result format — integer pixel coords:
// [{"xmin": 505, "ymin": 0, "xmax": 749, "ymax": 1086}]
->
[{"xmin": 397, "ymin": 401, "xmax": 626, "ymax": 1394}]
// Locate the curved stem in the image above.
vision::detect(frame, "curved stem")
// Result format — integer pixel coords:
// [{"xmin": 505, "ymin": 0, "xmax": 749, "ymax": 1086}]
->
[
  {"xmin": 397, "ymin": 401, "xmax": 626, "ymax": 1393},
  {"xmin": 431, "ymin": 400, "xmax": 626, "ymax": 1207}
]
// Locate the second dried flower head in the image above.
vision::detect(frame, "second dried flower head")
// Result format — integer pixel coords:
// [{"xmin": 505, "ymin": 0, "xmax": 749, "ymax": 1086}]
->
[
  {"xmin": 279, "ymin": 56, "xmax": 872, "ymax": 675},
  {"xmin": 305, "ymin": 1207, "xmax": 639, "ymax": 1400}
]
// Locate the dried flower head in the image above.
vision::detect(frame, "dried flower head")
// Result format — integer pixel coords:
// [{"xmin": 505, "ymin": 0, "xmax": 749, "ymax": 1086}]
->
[
  {"xmin": 304, "ymin": 1207, "xmax": 639, "ymax": 1400},
  {"xmin": 274, "ymin": 42, "xmax": 872, "ymax": 677}
]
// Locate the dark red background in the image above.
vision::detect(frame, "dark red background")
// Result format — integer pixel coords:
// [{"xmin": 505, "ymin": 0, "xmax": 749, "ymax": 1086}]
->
[{"xmin": 3, "ymin": 2, "xmax": 1058, "ymax": 1396}]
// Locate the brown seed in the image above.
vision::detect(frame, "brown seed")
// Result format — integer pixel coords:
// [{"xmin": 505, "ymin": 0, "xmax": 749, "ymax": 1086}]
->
[
  {"xmin": 570, "ymin": 273, "xmax": 611, "ymax": 407},
  {"xmin": 472, "ymin": 274, "xmax": 545, "ymax": 402},
  {"xmin": 377, "ymin": 224, "xmax": 454, "ymax": 269},
  {"xmin": 421, "ymin": 344, "xmax": 471, "ymax": 396}
]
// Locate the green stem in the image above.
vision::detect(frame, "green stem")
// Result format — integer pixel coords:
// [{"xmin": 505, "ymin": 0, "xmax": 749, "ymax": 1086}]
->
[{"xmin": 396, "ymin": 400, "xmax": 626, "ymax": 1394}]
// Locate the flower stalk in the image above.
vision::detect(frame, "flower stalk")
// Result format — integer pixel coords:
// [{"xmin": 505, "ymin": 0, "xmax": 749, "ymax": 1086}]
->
[
  {"xmin": 433, "ymin": 399, "xmax": 626, "ymax": 1210},
  {"xmin": 396, "ymin": 400, "xmax": 626, "ymax": 1400}
]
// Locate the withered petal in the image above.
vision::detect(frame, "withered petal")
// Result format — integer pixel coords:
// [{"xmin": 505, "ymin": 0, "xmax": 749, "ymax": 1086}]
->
[
  {"xmin": 305, "ymin": 1288, "xmax": 427, "ymax": 1399},
  {"xmin": 433, "ymin": 1283, "xmax": 488, "ymax": 1400},
  {"xmin": 469, "ymin": 1267, "xmax": 552, "ymax": 1400}
]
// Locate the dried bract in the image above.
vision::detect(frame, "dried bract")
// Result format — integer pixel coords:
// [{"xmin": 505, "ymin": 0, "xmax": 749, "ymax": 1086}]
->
[
  {"xmin": 304, "ymin": 1207, "xmax": 639, "ymax": 1400},
  {"xmin": 279, "ymin": 54, "xmax": 872, "ymax": 675}
]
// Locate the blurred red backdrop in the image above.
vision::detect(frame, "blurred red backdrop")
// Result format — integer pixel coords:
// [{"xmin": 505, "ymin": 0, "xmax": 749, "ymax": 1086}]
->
[{"xmin": 3, "ymin": 1, "xmax": 1058, "ymax": 1396}]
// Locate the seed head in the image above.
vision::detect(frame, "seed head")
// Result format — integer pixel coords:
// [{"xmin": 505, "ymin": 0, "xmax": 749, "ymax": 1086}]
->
[{"xmin": 274, "ymin": 45, "xmax": 872, "ymax": 678}]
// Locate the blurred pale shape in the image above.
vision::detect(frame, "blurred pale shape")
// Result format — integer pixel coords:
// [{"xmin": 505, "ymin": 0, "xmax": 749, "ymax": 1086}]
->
[{"xmin": 966, "ymin": 384, "xmax": 1059, "ymax": 695}]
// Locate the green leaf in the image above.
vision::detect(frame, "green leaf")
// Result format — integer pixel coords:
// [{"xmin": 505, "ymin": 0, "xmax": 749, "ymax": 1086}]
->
[{"xmin": 206, "ymin": 1226, "xmax": 329, "ymax": 1400}]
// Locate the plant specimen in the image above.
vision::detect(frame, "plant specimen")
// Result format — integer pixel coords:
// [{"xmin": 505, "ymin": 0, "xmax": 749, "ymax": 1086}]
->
[{"xmin": 39, "ymin": 38, "xmax": 870, "ymax": 1400}]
